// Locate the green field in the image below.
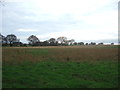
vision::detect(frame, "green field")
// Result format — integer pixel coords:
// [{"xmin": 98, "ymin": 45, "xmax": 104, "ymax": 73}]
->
[{"xmin": 2, "ymin": 46, "xmax": 119, "ymax": 88}]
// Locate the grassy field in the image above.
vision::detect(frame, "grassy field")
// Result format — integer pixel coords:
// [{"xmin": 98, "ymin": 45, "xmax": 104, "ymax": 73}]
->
[{"xmin": 2, "ymin": 45, "xmax": 119, "ymax": 88}]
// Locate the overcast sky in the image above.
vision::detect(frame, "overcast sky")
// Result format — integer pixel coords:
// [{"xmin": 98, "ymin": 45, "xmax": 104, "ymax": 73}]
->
[{"xmin": 1, "ymin": 0, "xmax": 119, "ymax": 44}]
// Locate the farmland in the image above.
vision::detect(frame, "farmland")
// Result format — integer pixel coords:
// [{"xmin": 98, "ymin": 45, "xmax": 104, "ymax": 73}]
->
[{"xmin": 2, "ymin": 45, "xmax": 119, "ymax": 88}]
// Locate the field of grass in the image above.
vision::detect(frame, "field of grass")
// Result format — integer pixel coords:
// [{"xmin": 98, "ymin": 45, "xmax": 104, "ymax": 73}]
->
[{"xmin": 2, "ymin": 45, "xmax": 119, "ymax": 88}]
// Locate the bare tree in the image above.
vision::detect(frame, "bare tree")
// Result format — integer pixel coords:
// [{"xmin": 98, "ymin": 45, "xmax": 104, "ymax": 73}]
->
[
  {"xmin": 73, "ymin": 42, "xmax": 78, "ymax": 45},
  {"xmin": 6, "ymin": 34, "xmax": 17, "ymax": 46},
  {"xmin": 78, "ymin": 42, "xmax": 84, "ymax": 45},
  {"xmin": 57, "ymin": 36, "xmax": 67, "ymax": 45},
  {"xmin": 48, "ymin": 38, "xmax": 57, "ymax": 46},
  {"xmin": 85, "ymin": 43, "xmax": 88, "ymax": 45},
  {"xmin": 65, "ymin": 39, "xmax": 75, "ymax": 45},
  {"xmin": 111, "ymin": 43, "xmax": 114, "ymax": 45},
  {"xmin": 27, "ymin": 35, "xmax": 40, "ymax": 45},
  {"xmin": 69, "ymin": 39, "xmax": 75, "ymax": 45},
  {"xmin": 48, "ymin": 38, "xmax": 56, "ymax": 43},
  {"xmin": 64, "ymin": 40, "xmax": 69, "ymax": 45},
  {"xmin": 89, "ymin": 42, "xmax": 96, "ymax": 45},
  {"xmin": 98, "ymin": 42, "xmax": 104, "ymax": 45}
]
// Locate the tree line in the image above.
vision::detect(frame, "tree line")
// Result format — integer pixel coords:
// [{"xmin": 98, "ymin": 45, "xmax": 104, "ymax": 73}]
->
[{"xmin": 0, "ymin": 33, "xmax": 114, "ymax": 46}]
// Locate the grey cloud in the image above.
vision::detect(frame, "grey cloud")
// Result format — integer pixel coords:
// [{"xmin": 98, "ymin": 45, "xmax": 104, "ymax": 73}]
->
[
  {"xmin": 3, "ymin": 1, "xmax": 92, "ymax": 35},
  {"xmin": 2, "ymin": 1, "xmax": 118, "ymax": 44}
]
